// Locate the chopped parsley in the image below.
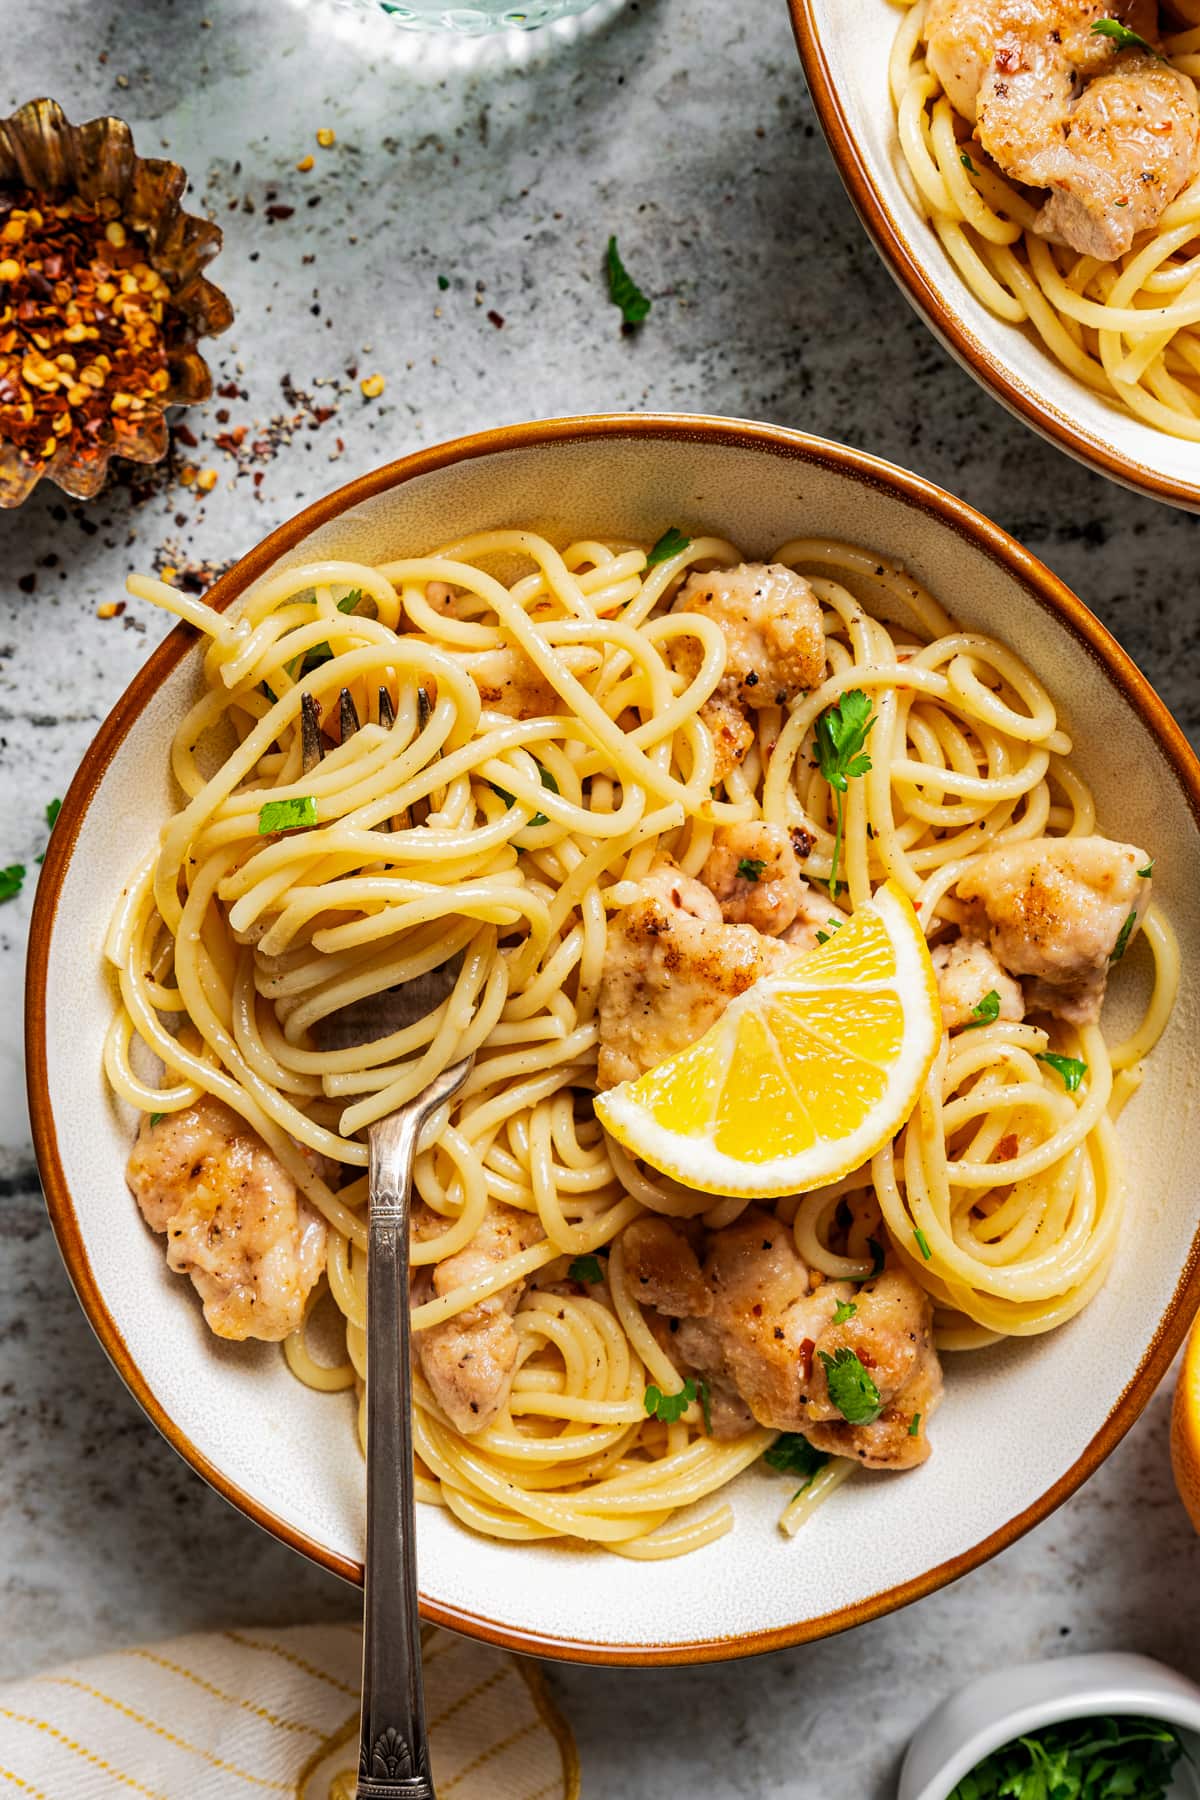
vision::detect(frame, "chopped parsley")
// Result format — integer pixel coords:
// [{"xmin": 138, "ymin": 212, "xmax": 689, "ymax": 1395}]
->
[
  {"xmin": 948, "ymin": 1714, "xmax": 1184, "ymax": 1800},
  {"xmin": 1090, "ymin": 16, "xmax": 1161, "ymax": 55},
  {"xmin": 913, "ymin": 1226, "xmax": 933, "ymax": 1261},
  {"xmin": 287, "ymin": 589, "xmax": 364, "ymax": 675},
  {"xmin": 492, "ymin": 762, "xmax": 559, "ymax": 828},
  {"xmin": 814, "ymin": 689, "xmax": 874, "ymax": 897},
  {"xmin": 1110, "ymin": 909, "xmax": 1138, "ymax": 962},
  {"xmin": 0, "ymin": 864, "xmax": 25, "ymax": 902},
  {"xmin": 568, "ymin": 1254, "xmax": 604, "ymax": 1285},
  {"xmin": 645, "ymin": 526, "xmax": 691, "ymax": 567},
  {"xmin": 736, "ymin": 857, "xmax": 768, "ymax": 882},
  {"xmin": 1037, "ymin": 1052, "xmax": 1088, "ymax": 1093},
  {"xmin": 908, "ymin": 1413, "xmax": 921, "ymax": 1438},
  {"xmin": 963, "ymin": 988, "xmax": 1001, "ymax": 1029},
  {"xmin": 643, "ymin": 1378, "xmax": 697, "ymax": 1424},
  {"xmin": 815, "ymin": 917, "xmax": 844, "ymax": 947},
  {"xmin": 819, "ymin": 1347, "xmax": 883, "ymax": 1425},
  {"xmin": 437, "ymin": 274, "xmax": 450, "ymax": 290},
  {"xmin": 960, "ymin": 150, "xmax": 978, "ymax": 174},
  {"xmin": 149, "ymin": 1112, "xmax": 165, "ymax": 1128},
  {"xmin": 763, "ymin": 1432, "xmax": 830, "ymax": 1491},
  {"xmin": 1137, "ymin": 858, "xmax": 1155, "ymax": 878},
  {"xmin": 846, "ymin": 1237, "xmax": 886, "ymax": 1283},
  {"xmin": 35, "ymin": 797, "xmax": 62, "ymax": 864},
  {"xmin": 606, "ymin": 234, "xmax": 651, "ymax": 326},
  {"xmin": 832, "ymin": 1299, "xmax": 858, "ymax": 1325},
  {"xmin": 258, "ymin": 795, "xmax": 318, "ymax": 834}
]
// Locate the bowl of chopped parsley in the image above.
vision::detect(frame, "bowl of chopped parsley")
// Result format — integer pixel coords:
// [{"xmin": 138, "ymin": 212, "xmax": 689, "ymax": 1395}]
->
[{"xmin": 900, "ymin": 1654, "xmax": 1200, "ymax": 1800}]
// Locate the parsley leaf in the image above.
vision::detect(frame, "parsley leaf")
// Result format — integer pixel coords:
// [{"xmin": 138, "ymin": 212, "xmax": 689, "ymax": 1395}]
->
[
  {"xmin": 818, "ymin": 1346, "xmax": 883, "ymax": 1425},
  {"xmin": 815, "ymin": 917, "xmax": 843, "ymax": 947},
  {"xmin": 908, "ymin": 1413, "xmax": 921, "ymax": 1438},
  {"xmin": 437, "ymin": 274, "xmax": 450, "ymax": 290},
  {"xmin": 35, "ymin": 796, "xmax": 62, "ymax": 865},
  {"xmin": 646, "ymin": 526, "xmax": 691, "ymax": 567},
  {"xmin": 960, "ymin": 150, "xmax": 978, "ymax": 174},
  {"xmin": 736, "ymin": 857, "xmax": 768, "ymax": 882},
  {"xmin": 569, "ymin": 1253, "xmax": 604, "ymax": 1285},
  {"xmin": 258, "ymin": 796, "xmax": 317, "ymax": 834},
  {"xmin": 846, "ymin": 1237, "xmax": 886, "ymax": 1283},
  {"xmin": 491, "ymin": 762, "xmax": 559, "ymax": 829},
  {"xmin": 764, "ymin": 1433, "xmax": 829, "ymax": 1489},
  {"xmin": 643, "ymin": 1378, "xmax": 698, "ymax": 1424},
  {"xmin": 0, "ymin": 864, "xmax": 25, "ymax": 902},
  {"xmin": 1091, "ymin": 16, "xmax": 1161, "ymax": 55},
  {"xmin": 1037, "ymin": 1052, "xmax": 1088, "ymax": 1093},
  {"xmin": 962, "ymin": 988, "xmax": 1000, "ymax": 1029},
  {"xmin": 1110, "ymin": 909, "xmax": 1138, "ymax": 962},
  {"xmin": 948, "ymin": 1713, "xmax": 1184, "ymax": 1800},
  {"xmin": 814, "ymin": 689, "xmax": 875, "ymax": 897},
  {"xmin": 913, "ymin": 1226, "xmax": 932, "ymax": 1261},
  {"xmin": 1138, "ymin": 858, "xmax": 1155, "ymax": 878},
  {"xmin": 149, "ymin": 1112, "xmax": 165, "ymax": 1128},
  {"xmin": 832, "ymin": 1299, "xmax": 857, "ymax": 1325},
  {"xmin": 285, "ymin": 590, "xmax": 365, "ymax": 675},
  {"xmin": 606, "ymin": 235, "xmax": 651, "ymax": 326}
]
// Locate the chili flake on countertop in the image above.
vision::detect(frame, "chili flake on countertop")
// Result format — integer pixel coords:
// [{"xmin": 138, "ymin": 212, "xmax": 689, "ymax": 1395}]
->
[{"xmin": 0, "ymin": 186, "xmax": 177, "ymax": 469}]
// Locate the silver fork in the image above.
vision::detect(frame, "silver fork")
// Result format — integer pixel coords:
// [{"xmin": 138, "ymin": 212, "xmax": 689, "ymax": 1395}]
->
[{"xmin": 308, "ymin": 687, "xmax": 465, "ymax": 1800}]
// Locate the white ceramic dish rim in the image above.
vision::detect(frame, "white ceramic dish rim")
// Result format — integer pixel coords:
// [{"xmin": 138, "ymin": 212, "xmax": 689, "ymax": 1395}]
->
[
  {"xmin": 787, "ymin": 0, "xmax": 1200, "ymax": 514},
  {"xmin": 900, "ymin": 1652, "xmax": 1200, "ymax": 1800},
  {"xmin": 25, "ymin": 413, "xmax": 1200, "ymax": 1665}
]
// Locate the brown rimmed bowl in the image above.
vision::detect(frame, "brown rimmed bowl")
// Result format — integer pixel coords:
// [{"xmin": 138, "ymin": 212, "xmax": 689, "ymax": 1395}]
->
[
  {"xmin": 787, "ymin": 2, "xmax": 1200, "ymax": 513},
  {"xmin": 25, "ymin": 413, "xmax": 1200, "ymax": 1664}
]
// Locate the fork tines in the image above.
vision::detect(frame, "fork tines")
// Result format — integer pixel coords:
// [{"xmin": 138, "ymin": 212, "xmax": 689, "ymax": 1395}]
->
[{"xmin": 300, "ymin": 685, "xmax": 431, "ymax": 829}]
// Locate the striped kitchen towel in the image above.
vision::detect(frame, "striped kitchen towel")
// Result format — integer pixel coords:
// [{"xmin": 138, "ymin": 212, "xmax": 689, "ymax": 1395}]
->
[{"xmin": 0, "ymin": 1622, "xmax": 578, "ymax": 1798}]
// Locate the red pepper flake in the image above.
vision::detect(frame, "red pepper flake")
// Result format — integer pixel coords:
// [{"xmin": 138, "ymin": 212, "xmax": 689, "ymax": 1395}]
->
[
  {"xmin": 265, "ymin": 204, "xmax": 294, "ymax": 222},
  {"xmin": 798, "ymin": 1337, "xmax": 815, "ymax": 1382},
  {"xmin": 217, "ymin": 381, "xmax": 239, "ymax": 400},
  {"xmin": 486, "ymin": 309, "xmax": 505, "ymax": 329},
  {"xmin": 0, "ymin": 185, "xmax": 179, "ymax": 474},
  {"xmin": 174, "ymin": 422, "xmax": 198, "ymax": 448},
  {"xmin": 995, "ymin": 1132, "xmax": 1019, "ymax": 1161}
]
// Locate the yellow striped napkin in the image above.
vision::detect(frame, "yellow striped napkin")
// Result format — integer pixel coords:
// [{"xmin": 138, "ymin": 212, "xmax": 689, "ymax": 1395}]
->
[{"xmin": 0, "ymin": 1623, "xmax": 579, "ymax": 1799}]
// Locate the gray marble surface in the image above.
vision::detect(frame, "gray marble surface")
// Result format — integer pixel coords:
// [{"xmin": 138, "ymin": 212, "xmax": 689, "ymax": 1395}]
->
[{"xmin": 3, "ymin": 0, "xmax": 1200, "ymax": 1793}]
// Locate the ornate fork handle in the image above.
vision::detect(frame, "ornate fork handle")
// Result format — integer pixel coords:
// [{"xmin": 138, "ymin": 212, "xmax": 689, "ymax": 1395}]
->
[{"xmin": 356, "ymin": 1058, "xmax": 471, "ymax": 1800}]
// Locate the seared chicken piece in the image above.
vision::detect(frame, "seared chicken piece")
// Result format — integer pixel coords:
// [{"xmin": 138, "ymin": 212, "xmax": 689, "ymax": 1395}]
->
[
  {"xmin": 464, "ymin": 643, "xmax": 599, "ymax": 720},
  {"xmin": 957, "ymin": 835, "xmax": 1151, "ymax": 1025},
  {"xmin": 412, "ymin": 1202, "xmax": 543, "ymax": 1435},
  {"xmin": 931, "ymin": 934, "xmax": 1025, "ymax": 1032},
  {"xmin": 620, "ymin": 1209, "xmax": 940, "ymax": 1469},
  {"xmin": 597, "ymin": 862, "xmax": 785, "ymax": 1088},
  {"xmin": 925, "ymin": 0, "xmax": 1197, "ymax": 260},
  {"xmin": 126, "ymin": 1097, "xmax": 327, "ymax": 1342},
  {"xmin": 671, "ymin": 563, "xmax": 826, "ymax": 781},
  {"xmin": 700, "ymin": 821, "xmax": 808, "ymax": 936}
]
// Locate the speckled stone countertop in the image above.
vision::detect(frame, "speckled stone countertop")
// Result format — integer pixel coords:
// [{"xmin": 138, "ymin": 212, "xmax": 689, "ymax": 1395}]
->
[{"xmin": 3, "ymin": 1, "xmax": 1200, "ymax": 1794}]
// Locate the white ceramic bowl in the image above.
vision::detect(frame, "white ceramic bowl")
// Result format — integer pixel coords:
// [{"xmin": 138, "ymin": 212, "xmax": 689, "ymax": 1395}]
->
[
  {"xmin": 26, "ymin": 414, "xmax": 1200, "ymax": 1664},
  {"xmin": 901, "ymin": 1653, "xmax": 1200, "ymax": 1799},
  {"xmin": 788, "ymin": 0, "xmax": 1200, "ymax": 512}
]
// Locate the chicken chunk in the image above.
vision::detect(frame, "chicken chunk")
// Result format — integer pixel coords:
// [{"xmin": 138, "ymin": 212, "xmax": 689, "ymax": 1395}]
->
[
  {"xmin": 925, "ymin": 0, "xmax": 1197, "ymax": 260},
  {"xmin": 126, "ymin": 1097, "xmax": 327, "ymax": 1342},
  {"xmin": 671, "ymin": 563, "xmax": 826, "ymax": 781},
  {"xmin": 620, "ymin": 1208, "xmax": 941, "ymax": 1469},
  {"xmin": 464, "ymin": 643, "xmax": 599, "ymax": 719},
  {"xmin": 932, "ymin": 933, "xmax": 1026, "ymax": 1032},
  {"xmin": 412, "ymin": 1203, "xmax": 543, "ymax": 1435},
  {"xmin": 700, "ymin": 821, "xmax": 808, "ymax": 936},
  {"xmin": 957, "ymin": 835, "xmax": 1151, "ymax": 1025},
  {"xmin": 597, "ymin": 862, "xmax": 785, "ymax": 1088}
]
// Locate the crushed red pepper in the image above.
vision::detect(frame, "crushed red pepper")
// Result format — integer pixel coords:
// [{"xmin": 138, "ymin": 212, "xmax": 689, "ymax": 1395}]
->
[{"xmin": 0, "ymin": 186, "xmax": 177, "ymax": 470}]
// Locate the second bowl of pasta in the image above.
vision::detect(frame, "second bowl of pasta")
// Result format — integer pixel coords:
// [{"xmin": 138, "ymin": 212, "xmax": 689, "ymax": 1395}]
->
[{"xmin": 27, "ymin": 413, "xmax": 1200, "ymax": 1662}]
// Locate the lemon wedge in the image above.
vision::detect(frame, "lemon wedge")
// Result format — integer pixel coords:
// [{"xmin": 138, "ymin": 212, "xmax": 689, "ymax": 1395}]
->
[{"xmin": 595, "ymin": 879, "xmax": 941, "ymax": 1198}]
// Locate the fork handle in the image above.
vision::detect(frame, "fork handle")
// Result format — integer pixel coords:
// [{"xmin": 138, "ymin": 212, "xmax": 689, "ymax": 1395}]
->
[{"xmin": 357, "ymin": 1108, "xmax": 435, "ymax": 1800}]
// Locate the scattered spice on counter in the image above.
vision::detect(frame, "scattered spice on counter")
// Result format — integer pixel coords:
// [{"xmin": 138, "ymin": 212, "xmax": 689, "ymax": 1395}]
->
[
  {"xmin": 316, "ymin": 127, "xmax": 336, "ymax": 149},
  {"xmin": 0, "ymin": 187, "xmax": 179, "ymax": 475},
  {"xmin": 360, "ymin": 372, "xmax": 385, "ymax": 398},
  {"xmin": 96, "ymin": 599, "xmax": 126, "ymax": 619},
  {"xmin": 296, "ymin": 154, "xmax": 315, "ymax": 172}
]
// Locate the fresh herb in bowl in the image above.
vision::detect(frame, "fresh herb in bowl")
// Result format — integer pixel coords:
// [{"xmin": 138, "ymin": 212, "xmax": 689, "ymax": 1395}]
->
[{"xmin": 949, "ymin": 1714, "xmax": 1188, "ymax": 1799}]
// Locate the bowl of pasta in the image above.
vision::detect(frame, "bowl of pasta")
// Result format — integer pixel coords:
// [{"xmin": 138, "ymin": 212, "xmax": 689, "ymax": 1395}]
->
[
  {"xmin": 26, "ymin": 412, "xmax": 1200, "ymax": 1663},
  {"xmin": 789, "ymin": 0, "xmax": 1200, "ymax": 511}
]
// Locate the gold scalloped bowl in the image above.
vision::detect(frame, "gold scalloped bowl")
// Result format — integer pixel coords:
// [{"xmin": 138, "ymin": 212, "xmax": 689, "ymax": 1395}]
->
[
  {"xmin": 25, "ymin": 417, "xmax": 1200, "ymax": 1663},
  {"xmin": 0, "ymin": 98, "xmax": 232, "ymax": 508}
]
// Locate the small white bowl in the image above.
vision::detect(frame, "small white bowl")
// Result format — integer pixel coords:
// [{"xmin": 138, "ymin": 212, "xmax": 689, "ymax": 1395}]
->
[
  {"xmin": 901, "ymin": 1653, "xmax": 1200, "ymax": 1800},
  {"xmin": 788, "ymin": 0, "xmax": 1200, "ymax": 512}
]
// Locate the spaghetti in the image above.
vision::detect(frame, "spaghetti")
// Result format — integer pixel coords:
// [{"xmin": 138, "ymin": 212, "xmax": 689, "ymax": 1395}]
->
[
  {"xmin": 103, "ymin": 529, "xmax": 1176, "ymax": 1555},
  {"xmin": 890, "ymin": 0, "xmax": 1200, "ymax": 439}
]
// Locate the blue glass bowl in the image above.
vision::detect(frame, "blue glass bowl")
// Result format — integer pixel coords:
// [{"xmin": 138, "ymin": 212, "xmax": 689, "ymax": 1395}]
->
[{"xmin": 372, "ymin": 0, "xmax": 599, "ymax": 29}]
